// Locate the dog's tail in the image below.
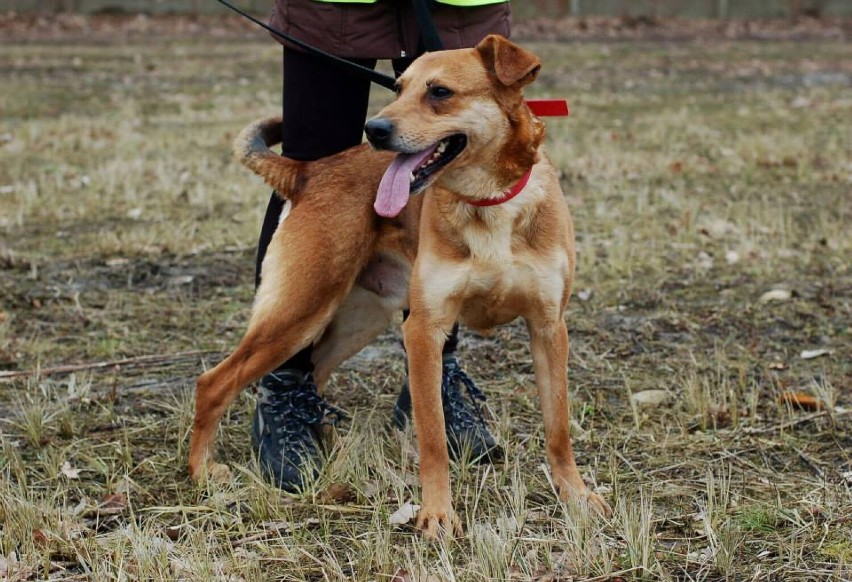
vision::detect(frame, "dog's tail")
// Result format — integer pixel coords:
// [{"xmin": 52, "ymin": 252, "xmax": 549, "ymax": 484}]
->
[{"xmin": 233, "ymin": 117, "xmax": 305, "ymax": 200}]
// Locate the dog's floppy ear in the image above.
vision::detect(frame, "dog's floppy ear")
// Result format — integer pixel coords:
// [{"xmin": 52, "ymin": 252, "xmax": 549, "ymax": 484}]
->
[{"xmin": 475, "ymin": 35, "xmax": 541, "ymax": 88}]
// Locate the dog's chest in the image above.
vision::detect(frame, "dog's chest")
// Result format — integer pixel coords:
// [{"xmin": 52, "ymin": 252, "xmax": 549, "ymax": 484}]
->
[
  {"xmin": 455, "ymin": 226, "xmax": 567, "ymax": 326},
  {"xmin": 461, "ymin": 220, "xmax": 515, "ymax": 265}
]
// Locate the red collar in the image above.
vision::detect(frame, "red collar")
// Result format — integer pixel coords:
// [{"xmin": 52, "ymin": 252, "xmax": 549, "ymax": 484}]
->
[{"xmin": 466, "ymin": 166, "xmax": 533, "ymax": 207}]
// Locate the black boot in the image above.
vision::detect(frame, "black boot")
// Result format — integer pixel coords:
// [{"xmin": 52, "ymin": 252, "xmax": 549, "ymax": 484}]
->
[
  {"xmin": 251, "ymin": 370, "xmax": 343, "ymax": 491},
  {"xmin": 393, "ymin": 355, "xmax": 503, "ymax": 463}
]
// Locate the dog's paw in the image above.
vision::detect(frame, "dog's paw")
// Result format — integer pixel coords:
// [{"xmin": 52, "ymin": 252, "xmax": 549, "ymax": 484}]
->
[
  {"xmin": 208, "ymin": 462, "xmax": 233, "ymax": 484},
  {"xmin": 191, "ymin": 461, "xmax": 232, "ymax": 484},
  {"xmin": 416, "ymin": 505, "xmax": 462, "ymax": 540},
  {"xmin": 585, "ymin": 491, "xmax": 612, "ymax": 518},
  {"xmin": 557, "ymin": 483, "xmax": 612, "ymax": 518}
]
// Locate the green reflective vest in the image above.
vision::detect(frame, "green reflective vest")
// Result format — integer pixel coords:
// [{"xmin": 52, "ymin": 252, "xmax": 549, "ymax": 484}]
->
[{"xmin": 312, "ymin": 0, "xmax": 507, "ymax": 4}]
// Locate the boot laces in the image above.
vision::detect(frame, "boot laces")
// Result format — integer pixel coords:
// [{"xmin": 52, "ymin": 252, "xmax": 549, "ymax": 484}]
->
[
  {"xmin": 259, "ymin": 373, "xmax": 345, "ymax": 447},
  {"xmin": 441, "ymin": 360, "xmax": 488, "ymax": 431}
]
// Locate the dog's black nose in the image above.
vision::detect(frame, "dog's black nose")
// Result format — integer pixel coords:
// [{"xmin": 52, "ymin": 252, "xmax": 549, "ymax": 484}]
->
[{"xmin": 365, "ymin": 117, "xmax": 395, "ymax": 148}]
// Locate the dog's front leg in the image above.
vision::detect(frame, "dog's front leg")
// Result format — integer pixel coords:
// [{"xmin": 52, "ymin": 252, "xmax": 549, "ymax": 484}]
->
[
  {"xmin": 402, "ymin": 306, "xmax": 463, "ymax": 539},
  {"xmin": 527, "ymin": 316, "xmax": 612, "ymax": 517}
]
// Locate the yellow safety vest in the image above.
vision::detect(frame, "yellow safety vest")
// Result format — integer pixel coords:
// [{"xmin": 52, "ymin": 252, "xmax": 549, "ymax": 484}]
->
[{"xmin": 312, "ymin": 0, "xmax": 507, "ymax": 4}]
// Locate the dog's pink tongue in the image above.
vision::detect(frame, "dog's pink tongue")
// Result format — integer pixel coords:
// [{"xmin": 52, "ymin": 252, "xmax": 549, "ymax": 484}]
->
[{"xmin": 374, "ymin": 146, "xmax": 436, "ymax": 218}]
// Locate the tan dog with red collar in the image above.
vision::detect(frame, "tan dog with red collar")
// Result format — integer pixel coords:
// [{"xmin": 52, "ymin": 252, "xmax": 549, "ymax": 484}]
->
[{"xmin": 189, "ymin": 35, "xmax": 610, "ymax": 537}]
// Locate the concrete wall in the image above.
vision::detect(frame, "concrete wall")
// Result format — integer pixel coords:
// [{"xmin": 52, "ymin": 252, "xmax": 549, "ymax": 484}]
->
[{"xmin": 2, "ymin": 0, "xmax": 851, "ymax": 17}]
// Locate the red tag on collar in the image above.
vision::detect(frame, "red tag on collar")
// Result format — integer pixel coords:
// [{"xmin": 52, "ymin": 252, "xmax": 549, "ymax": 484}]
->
[
  {"xmin": 464, "ymin": 101, "xmax": 566, "ymax": 208},
  {"xmin": 467, "ymin": 166, "xmax": 533, "ymax": 208},
  {"xmin": 526, "ymin": 99, "xmax": 570, "ymax": 117}
]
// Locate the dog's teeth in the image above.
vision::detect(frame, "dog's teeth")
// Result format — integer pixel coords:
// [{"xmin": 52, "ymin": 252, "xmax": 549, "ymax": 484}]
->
[
  {"xmin": 437, "ymin": 142, "xmax": 447, "ymax": 153},
  {"xmin": 410, "ymin": 172, "xmax": 416, "ymax": 183}
]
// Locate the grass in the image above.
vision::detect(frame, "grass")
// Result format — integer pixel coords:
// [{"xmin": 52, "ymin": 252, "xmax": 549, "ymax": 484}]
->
[{"xmin": 1, "ymin": 29, "xmax": 851, "ymax": 581}]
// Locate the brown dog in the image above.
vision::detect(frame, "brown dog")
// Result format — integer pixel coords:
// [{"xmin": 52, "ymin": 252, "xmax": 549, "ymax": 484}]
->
[{"xmin": 189, "ymin": 35, "xmax": 610, "ymax": 536}]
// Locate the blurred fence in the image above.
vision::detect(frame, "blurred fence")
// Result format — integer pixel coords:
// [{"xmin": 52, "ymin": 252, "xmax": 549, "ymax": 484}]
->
[{"xmin": 2, "ymin": 0, "xmax": 851, "ymax": 18}]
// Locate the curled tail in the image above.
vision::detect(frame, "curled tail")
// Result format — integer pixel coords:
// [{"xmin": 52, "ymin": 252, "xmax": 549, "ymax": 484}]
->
[{"xmin": 233, "ymin": 117, "xmax": 305, "ymax": 200}]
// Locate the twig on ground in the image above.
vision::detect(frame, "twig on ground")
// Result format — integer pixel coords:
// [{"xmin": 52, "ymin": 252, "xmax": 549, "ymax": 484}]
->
[
  {"xmin": 742, "ymin": 409, "xmax": 851, "ymax": 435},
  {"xmin": 0, "ymin": 350, "xmax": 219, "ymax": 382}
]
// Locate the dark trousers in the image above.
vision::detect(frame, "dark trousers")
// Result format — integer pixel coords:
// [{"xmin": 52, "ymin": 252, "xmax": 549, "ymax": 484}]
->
[{"xmin": 255, "ymin": 49, "xmax": 457, "ymax": 373}]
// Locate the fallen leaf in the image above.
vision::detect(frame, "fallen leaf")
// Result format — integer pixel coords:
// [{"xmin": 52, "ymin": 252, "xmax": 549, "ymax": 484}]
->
[
  {"xmin": 98, "ymin": 492, "xmax": 127, "ymax": 514},
  {"xmin": 61, "ymin": 461, "xmax": 80, "ymax": 479},
  {"xmin": 389, "ymin": 501, "xmax": 420, "ymax": 526},
  {"xmin": 707, "ymin": 404, "xmax": 732, "ymax": 427},
  {"xmin": 800, "ymin": 348, "xmax": 831, "ymax": 360},
  {"xmin": 576, "ymin": 288, "xmax": 593, "ymax": 301},
  {"xmin": 759, "ymin": 289, "xmax": 792, "ymax": 303},
  {"xmin": 164, "ymin": 526, "xmax": 183, "ymax": 541},
  {"xmin": 778, "ymin": 392, "xmax": 822, "ymax": 410},
  {"xmin": 631, "ymin": 389, "xmax": 670, "ymax": 408},
  {"xmin": 318, "ymin": 482, "xmax": 354, "ymax": 504},
  {"xmin": 32, "ymin": 529, "xmax": 49, "ymax": 547},
  {"xmin": 105, "ymin": 257, "xmax": 129, "ymax": 267}
]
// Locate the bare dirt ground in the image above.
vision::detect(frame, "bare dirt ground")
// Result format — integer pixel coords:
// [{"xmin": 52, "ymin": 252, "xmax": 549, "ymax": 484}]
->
[{"xmin": 0, "ymin": 16, "xmax": 850, "ymax": 581}]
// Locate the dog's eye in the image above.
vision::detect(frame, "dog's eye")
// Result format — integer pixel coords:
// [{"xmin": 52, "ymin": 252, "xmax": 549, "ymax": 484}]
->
[{"xmin": 428, "ymin": 85, "xmax": 453, "ymax": 100}]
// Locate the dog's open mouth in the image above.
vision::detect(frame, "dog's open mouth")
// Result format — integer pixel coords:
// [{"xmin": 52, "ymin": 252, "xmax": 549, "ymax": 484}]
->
[
  {"xmin": 374, "ymin": 134, "xmax": 467, "ymax": 218},
  {"xmin": 409, "ymin": 134, "xmax": 467, "ymax": 193}
]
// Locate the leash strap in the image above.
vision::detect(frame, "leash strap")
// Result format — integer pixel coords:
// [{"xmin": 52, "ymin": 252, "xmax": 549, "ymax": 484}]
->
[
  {"xmin": 412, "ymin": 0, "xmax": 445, "ymax": 52},
  {"xmin": 214, "ymin": 0, "xmax": 397, "ymax": 91}
]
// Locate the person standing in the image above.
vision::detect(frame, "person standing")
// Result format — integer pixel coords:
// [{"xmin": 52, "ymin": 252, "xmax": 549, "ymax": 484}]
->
[{"xmin": 253, "ymin": 0, "xmax": 511, "ymax": 491}]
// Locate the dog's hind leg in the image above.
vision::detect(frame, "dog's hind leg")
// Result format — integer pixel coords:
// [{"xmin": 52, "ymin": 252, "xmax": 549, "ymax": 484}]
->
[
  {"xmin": 189, "ymin": 296, "xmax": 342, "ymax": 483},
  {"xmin": 189, "ymin": 218, "xmax": 373, "ymax": 482},
  {"xmin": 527, "ymin": 315, "xmax": 612, "ymax": 516}
]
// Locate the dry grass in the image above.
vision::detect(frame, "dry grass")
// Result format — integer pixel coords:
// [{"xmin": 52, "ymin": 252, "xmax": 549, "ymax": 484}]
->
[{"xmin": 1, "ymin": 33, "xmax": 850, "ymax": 581}]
